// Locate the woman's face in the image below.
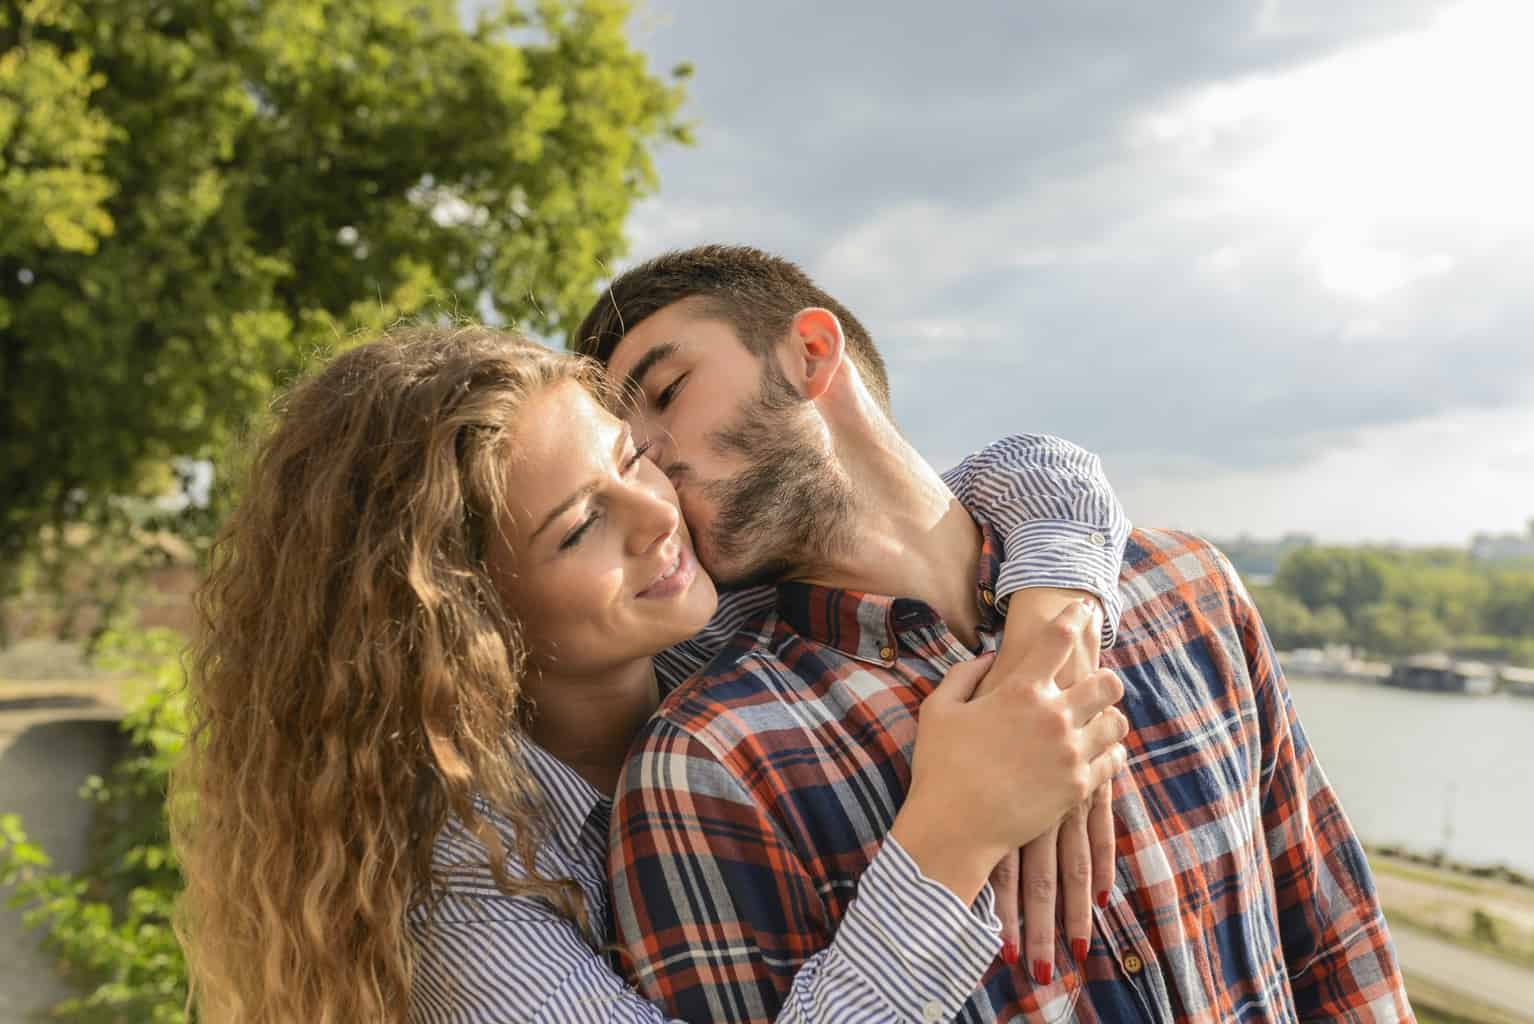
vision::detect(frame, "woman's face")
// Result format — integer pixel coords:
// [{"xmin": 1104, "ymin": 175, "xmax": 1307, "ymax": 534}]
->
[{"xmin": 492, "ymin": 379, "xmax": 718, "ymax": 677}]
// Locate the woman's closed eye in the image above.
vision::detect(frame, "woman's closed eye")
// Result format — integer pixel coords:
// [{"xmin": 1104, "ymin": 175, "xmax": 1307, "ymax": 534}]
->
[
  {"xmin": 559, "ymin": 510, "xmax": 600, "ymax": 551},
  {"xmin": 558, "ymin": 442, "xmax": 654, "ymax": 551},
  {"xmin": 624, "ymin": 441, "xmax": 654, "ymax": 473}
]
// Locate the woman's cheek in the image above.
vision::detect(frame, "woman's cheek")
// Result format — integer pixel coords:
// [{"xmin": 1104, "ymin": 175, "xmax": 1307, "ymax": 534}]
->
[{"xmin": 560, "ymin": 547, "xmax": 629, "ymax": 616}]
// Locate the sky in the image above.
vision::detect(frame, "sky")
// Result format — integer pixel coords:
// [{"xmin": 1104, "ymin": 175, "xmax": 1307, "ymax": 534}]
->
[{"xmin": 613, "ymin": 0, "xmax": 1534, "ymax": 545}]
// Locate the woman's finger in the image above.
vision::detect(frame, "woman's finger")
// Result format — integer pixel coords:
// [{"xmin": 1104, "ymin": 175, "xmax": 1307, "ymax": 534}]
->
[
  {"xmin": 1088, "ymin": 778, "xmax": 1116, "ymax": 914},
  {"xmin": 1021, "ymin": 826, "xmax": 1059, "ymax": 986},
  {"xmin": 988, "ymin": 849, "xmax": 1022, "ymax": 967},
  {"xmin": 1057, "ymin": 806, "xmax": 1092, "ymax": 966},
  {"xmin": 926, "ymin": 652, "xmax": 997, "ymax": 706},
  {"xmin": 1066, "ymin": 668, "xmax": 1124, "ymax": 726},
  {"xmin": 1082, "ymin": 705, "xmax": 1129, "ymax": 759}
]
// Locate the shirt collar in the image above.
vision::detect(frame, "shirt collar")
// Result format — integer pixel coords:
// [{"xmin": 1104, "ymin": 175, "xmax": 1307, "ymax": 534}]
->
[
  {"xmin": 775, "ymin": 517, "xmax": 1004, "ymax": 665},
  {"xmin": 518, "ymin": 736, "xmax": 611, "ymax": 856}
]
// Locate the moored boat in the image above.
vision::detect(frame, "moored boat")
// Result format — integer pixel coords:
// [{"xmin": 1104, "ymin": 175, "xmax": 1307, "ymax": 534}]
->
[{"xmin": 1384, "ymin": 654, "xmax": 1496, "ymax": 696}]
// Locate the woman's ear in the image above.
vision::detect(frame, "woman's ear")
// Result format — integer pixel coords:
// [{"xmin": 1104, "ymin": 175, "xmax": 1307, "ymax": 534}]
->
[{"xmin": 786, "ymin": 307, "xmax": 845, "ymax": 400}]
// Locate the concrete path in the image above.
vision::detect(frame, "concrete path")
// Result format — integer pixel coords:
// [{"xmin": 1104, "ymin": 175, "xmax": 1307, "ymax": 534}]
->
[
  {"xmin": 0, "ymin": 685, "xmax": 122, "ymax": 1023},
  {"xmin": 1394, "ymin": 921, "xmax": 1534, "ymax": 1022}
]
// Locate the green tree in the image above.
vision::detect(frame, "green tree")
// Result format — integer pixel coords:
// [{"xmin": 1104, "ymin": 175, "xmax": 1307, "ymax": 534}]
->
[
  {"xmin": 1485, "ymin": 574, "xmax": 1534, "ymax": 638},
  {"xmin": 1274, "ymin": 547, "xmax": 1391, "ymax": 626},
  {"xmin": 1251, "ymin": 583, "xmax": 1351, "ymax": 650},
  {"xmin": 1356, "ymin": 601, "xmax": 1448, "ymax": 657},
  {"xmin": 1, "ymin": 0, "xmax": 689, "ymax": 579}
]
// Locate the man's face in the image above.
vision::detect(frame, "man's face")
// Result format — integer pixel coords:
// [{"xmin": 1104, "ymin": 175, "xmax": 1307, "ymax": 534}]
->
[{"xmin": 605, "ymin": 299, "xmax": 849, "ymax": 588}]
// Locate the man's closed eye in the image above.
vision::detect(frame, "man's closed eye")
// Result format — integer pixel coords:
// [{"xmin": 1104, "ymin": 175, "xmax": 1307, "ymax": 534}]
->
[{"xmin": 655, "ymin": 372, "xmax": 688, "ymax": 412}]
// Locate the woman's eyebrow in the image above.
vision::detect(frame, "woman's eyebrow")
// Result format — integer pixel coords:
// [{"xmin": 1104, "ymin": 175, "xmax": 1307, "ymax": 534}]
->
[{"xmin": 529, "ymin": 424, "xmax": 633, "ymax": 541}]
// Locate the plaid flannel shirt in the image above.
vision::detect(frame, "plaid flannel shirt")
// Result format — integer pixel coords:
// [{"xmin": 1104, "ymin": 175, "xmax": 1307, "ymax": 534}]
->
[{"xmin": 609, "ymin": 526, "xmax": 1411, "ymax": 1023}]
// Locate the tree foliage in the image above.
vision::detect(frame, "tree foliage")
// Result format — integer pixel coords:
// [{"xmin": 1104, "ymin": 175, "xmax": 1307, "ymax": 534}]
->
[
  {"xmin": 1257, "ymin": 543, "xmax": 1534, "ymax": 662},
  {"xmin": 1273, "ymin": 547, "xmax": 1390, "ymax": 628},
  {"xmin": 1, "ymin": 0, "xmax": 689, "ymax": 569}
]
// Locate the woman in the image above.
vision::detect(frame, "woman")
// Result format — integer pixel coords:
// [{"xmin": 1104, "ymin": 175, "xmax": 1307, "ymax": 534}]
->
[{"xmin": 175, "ymin": 325, "xmax": 1128, "ymax": 1022}]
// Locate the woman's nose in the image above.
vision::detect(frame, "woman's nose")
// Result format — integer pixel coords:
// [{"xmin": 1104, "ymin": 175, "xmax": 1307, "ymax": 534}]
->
[{"xmin": 625, "ymin": 481, "xmax": 680, "ymax": 556}]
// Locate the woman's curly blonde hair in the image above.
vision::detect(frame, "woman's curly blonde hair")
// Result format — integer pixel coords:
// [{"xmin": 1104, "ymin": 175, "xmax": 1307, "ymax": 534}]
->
[{"xmin": 174, "ymin": 324, "xmax": 601, "ymax": 1022}]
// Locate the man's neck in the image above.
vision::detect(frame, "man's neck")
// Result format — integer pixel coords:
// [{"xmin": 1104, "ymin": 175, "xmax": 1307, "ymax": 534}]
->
[
  {"xmin": 525, "ymin": 656, "xmax": 659, "ymax": 797},
  {"xmin": 797, "ymin": 419, "xmax": 984, "ymax": 648}
]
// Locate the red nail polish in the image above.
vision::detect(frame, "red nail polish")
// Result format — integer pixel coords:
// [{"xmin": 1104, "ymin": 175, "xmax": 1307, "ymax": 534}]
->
[
  {"xmin": 1033, "ymin": 960, "xmax": 1053, "ymax": 986},
  {"xmin": 1071, "ymin": 938, "xmax": 1089, "ymax": 962},
  {"xmin": 1096, "ymin": 890, "xmax": 1110, "ymax": 909},
  {"xmin": 1001, "ymin": 941, "xmax": 1018, "ymax": 965}
]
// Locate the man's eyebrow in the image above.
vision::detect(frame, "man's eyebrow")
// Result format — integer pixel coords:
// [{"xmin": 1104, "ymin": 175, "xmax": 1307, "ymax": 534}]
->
[
  {"xmin": 529, "ymin": 424, "xmax": 633, "ymax": 543},
  {"xmin": 620, "ymin": 342, "xmax": 679, "ymax": 407}
]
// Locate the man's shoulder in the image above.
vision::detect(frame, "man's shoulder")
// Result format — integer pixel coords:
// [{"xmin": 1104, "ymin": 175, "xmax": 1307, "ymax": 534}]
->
[
  {"xmin": 1119, "ymin": 527, "xmax": 1247, "ymax": 609},
  {"xmin": 1111, "ymin": 528, "xmax": 1256, "ymax": 660}
]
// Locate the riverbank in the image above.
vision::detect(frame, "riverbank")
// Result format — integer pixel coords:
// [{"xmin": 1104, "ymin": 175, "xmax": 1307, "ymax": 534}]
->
[
  {"xmin": 1373, "ymin": 844, "xmax": 1534, "ymax": 890},
  {"xmin": 1367, "ymin": 847, "xmax": 1534, "ymax": 1021}
]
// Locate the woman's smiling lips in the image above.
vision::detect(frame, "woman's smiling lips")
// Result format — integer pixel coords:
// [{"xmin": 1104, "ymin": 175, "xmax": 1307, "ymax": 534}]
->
[{"xmin": 636, "ymin": 542, "xmax": 697, "ymax": 600}]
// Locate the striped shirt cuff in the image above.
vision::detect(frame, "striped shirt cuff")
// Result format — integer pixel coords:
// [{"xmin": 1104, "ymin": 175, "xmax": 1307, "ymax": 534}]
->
[
  {"xmin": 830, "ymin": 835, "xmax": 1002, "ymax": 1023},
  {"xmin": 996, "ymin": 519, "xmax": 1126, "ymax": 649}
]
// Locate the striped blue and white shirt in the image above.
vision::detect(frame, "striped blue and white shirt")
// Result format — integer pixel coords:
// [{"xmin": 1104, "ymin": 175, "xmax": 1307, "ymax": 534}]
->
[{"xmin": 407, "ymin": 433, "xmax": 1130, "ymax": 1024}]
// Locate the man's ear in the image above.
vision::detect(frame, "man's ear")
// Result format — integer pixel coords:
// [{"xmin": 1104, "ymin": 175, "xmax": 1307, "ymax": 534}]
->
[{"xmin": 785, "ymin": 307, "xmax": 845, "ymax": 400}]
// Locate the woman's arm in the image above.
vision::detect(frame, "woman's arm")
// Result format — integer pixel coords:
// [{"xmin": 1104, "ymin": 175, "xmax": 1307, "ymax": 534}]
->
[
  {"xmin": 940, "ymin": 433, "xmax": 1131, "ymax": 984},
  {"xmin": 940, "ymin": 432, "xmax": 1129, "ymax": 647},
  {"xmin": 407, "ymin": 845, "xmax": 1000, "ymax": 1024}
]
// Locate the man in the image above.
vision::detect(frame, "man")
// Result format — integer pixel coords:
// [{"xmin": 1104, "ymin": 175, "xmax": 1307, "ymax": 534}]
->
[{"xmin": 574, "ymin": 246, "xmax": 1410, "ymax": 1022}]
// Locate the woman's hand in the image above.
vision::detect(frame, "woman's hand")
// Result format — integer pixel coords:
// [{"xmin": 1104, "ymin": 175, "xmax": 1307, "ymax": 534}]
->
[
  {"xmin": 986, "ymin": 587, "xmax": 1116, "ymax": 982},
  {"xmin": 889, "ymin": 600, "xmax": 1127, "ymax": 910}
]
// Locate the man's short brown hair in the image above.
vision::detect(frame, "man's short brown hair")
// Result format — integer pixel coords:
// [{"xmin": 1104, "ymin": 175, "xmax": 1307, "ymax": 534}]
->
[{"xmin": 570, "ymin": 245, "xmax": 891, "ymax": 410}]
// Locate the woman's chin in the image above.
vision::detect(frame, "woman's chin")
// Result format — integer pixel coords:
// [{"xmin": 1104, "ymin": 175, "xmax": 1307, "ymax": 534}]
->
[{"xmin": 654, "ymin": 578, "xmax": 719, "ymax": 653}]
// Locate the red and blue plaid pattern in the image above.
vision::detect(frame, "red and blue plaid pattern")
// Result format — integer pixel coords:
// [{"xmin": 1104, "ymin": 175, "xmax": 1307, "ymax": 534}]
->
[{"xmin": 609, "ymin": 527, "xmax": 1411, "ymax": 1023}]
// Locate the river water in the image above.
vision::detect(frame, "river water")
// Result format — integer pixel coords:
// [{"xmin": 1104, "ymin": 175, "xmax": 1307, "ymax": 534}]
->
[{"xmin": 1286, "ymin": 675, "xmax": 1534, "ymax": 875}]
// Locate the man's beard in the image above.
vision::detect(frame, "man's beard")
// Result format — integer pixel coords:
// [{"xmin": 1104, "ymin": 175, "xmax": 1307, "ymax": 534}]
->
[{"xmin": 698, "ymin": 358, "xmax": 855, "ymax": 590}]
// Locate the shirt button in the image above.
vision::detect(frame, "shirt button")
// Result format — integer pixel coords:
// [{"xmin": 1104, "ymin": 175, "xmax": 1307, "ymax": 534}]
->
[
  {"xmin": 1089, "ymin": 531, "xmax": 1107, "ymax": 547},
  {"xmin": 980, "ymin": 588, "xmax": 995, "ymax": 607},
  {"xmin": 879, "ymin": 645, "xmax": 895, "ymax": 661},
  {"xmin": 921, "ymin": 1000, "xmax": 945, "ymax": 1022},
  {"xmin": 1123, "ymin": 952, "xmax": 1144, "ymax": 974}
]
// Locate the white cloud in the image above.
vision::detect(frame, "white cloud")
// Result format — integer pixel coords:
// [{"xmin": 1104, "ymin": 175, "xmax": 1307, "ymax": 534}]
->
[
  {"xmin": 1138, "ymin": 0, "xmax": 1534, "ymax": 303},
  {"xmin": 1306, "ymin": 224, "xmax": 1455, "ymax": 302},
  {"xmin": 1107, "ymin": 404, "xmax": 1534, "ymax": 544}
]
